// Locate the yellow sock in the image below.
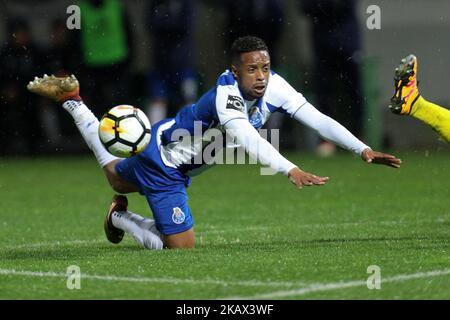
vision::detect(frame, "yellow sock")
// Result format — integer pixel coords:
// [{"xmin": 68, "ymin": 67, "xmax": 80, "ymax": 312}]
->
[{"xmin": 410, "ymin": 96, "xmax": 450, "ymax": 144}]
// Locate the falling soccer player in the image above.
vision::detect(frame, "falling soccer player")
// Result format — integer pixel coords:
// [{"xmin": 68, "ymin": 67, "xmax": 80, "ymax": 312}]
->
[{"xmin": 27, "ymin": 36, "xmax": 402, "ymax": 250}]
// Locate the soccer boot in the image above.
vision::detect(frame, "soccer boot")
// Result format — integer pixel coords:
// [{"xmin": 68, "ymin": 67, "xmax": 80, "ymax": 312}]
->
[
  {"xmin": 389, "ymin": 54, "xmax": 420, "ymax": 115},
  {"xmin": 104, "ymin": 195, "xmax": 127, "ymax": 244},
  {"xmin": 27, "ymin": 74, "xmax": 80, "ymax": 102}
]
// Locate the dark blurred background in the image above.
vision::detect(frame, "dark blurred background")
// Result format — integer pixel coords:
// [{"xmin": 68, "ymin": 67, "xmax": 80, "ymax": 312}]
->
[{"xmin": 0, "ymin": 0, "xmax": 449, "ymax": 157}]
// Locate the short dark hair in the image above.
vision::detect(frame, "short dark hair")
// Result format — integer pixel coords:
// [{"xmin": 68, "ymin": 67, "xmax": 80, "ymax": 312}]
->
[{"xmin": 231, "ymin": 36, "xmax": 269, "ymax": 65}]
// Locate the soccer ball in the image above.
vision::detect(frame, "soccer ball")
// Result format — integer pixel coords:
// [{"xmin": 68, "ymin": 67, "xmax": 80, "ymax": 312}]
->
[{"xmin": 98, "ymin": 105, "xmax": 151, "ymax": 158}]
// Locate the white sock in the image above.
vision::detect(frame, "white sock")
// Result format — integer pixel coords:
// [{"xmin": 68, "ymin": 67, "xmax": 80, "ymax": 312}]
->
[
  {"xmin": 111, "ymin": 210, "xmax": 164, "ymax": 250},
  {"xmin": 62, "ymin": 100, "xmax": 119, "ymax": 167}
]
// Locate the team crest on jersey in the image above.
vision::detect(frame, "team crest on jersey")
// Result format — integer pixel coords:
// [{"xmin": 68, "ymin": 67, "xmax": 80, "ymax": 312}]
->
[
  {"xmin": 249, "ymin": 106, "xmax": 263, "ymax": 128},
  {"xmin": 172, "ymin": 207, "xmax": 186, "ymax": 224},
  {"xmin": 226, "ymin": 95, "xmax": 245, "ymax": 112}
]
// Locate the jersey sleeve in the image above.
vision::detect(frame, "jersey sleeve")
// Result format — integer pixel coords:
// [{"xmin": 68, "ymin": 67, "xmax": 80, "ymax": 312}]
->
[
  {"xmin": 215, "ymin": 85, "xmax": 248, "ymax": 125},
  {"xmin": 223, "ymin": 117, "xmax": 297, "ymax": 175},
  {"xmin": 293, "ymin": 102, "xmax": 370, "ymax": 155},
  {"xmin": 265, "ymin": 73, "xmax": 309, "ymax": 116}
]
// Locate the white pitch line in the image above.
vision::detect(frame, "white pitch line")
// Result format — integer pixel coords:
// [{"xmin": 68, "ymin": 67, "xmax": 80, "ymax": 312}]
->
[
  {"xmin": 222, "ymin": 269, "xmax": 450, "ymax": 300},
  {"xmin": 0, "ymin": 268, "xmax": 303, "ymax": 288}
]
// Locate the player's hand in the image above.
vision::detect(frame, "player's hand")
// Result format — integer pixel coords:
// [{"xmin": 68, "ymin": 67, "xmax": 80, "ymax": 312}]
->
[
  {"xmin": 361, "ymin": 148, "xmax": 402, "ymax": 168},
  {"xmin": 288, "ymin": 167, "xmax": 329, "ymax": 189}
]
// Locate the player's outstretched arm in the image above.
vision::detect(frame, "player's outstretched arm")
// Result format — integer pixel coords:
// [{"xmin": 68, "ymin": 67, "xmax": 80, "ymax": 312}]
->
[
  {"xmin": 361, "ymin": 148, "xmax": 402, "ymax": 168},
  {"xmin": 288, "ymin": 167, "xmax": 329, "ymax": 189},
  {"xmin": 225, "ymin": 118, "xmax": 329, "ymax": 189}
]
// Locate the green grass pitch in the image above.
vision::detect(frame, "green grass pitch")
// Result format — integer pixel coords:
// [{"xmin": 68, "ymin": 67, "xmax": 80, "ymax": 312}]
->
[{"xmin": 0, "ymin": 151, "xmax": 449, "ymax": 299}]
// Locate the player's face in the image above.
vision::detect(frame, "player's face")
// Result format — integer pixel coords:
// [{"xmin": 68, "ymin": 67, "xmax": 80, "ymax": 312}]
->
[{"xmin": 232, "ymin": 50, "xmax": 270, "ymax": 99}]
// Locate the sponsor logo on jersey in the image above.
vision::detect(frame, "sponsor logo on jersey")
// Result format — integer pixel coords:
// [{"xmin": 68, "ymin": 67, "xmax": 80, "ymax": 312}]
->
[
  {"xmin": 172, "ymin": 207, "xmax": 186, "ymax": 224},
  {"xmin": 226, "ymin": 95, "xmax": 245, "ymax": 112}
]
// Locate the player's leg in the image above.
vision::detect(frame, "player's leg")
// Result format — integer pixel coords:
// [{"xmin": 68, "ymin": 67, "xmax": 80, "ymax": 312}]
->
[
  {"xmin": 108, "ymin": 118, "xmax": 196, "ymax": 249},
  {"xmin": 389, "ymin": 55, "xmax": 450, "ymax": 144},
  {"xmin": 149, "ymin": 190, "xmax": 196, "ymax": 249},
  {"xmin": 164, "ymin": 228, "xmax": 195, "ymax": 249},
  {"xmin": 105, "ymin": 194, "xmax": 165, "ymax": 249},
  {"xmin": 103, "ymin": 160, "xmax": 139, "ymax": 193},
  {"xmin": 104, "ymin": 195, "xmax": 195, "ymax": 249},
  {"xmin": 105, "ymin": 184, "xmax": 196, "ymax": 249},
  {"xmin": 26, "ymin": 75, "xmax": 140, "ymax": 192},
  {"xmin": 409, "ymin": 97, "xmax": 450, "ymax": 144}
]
